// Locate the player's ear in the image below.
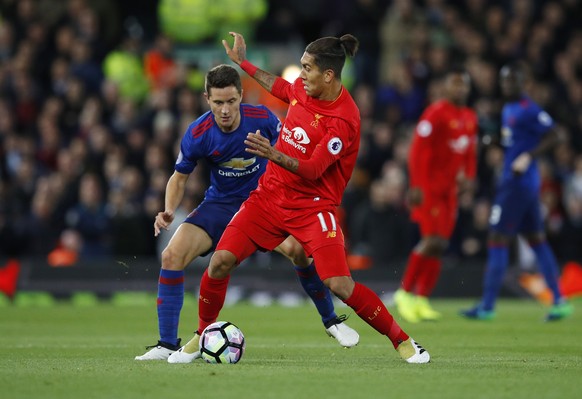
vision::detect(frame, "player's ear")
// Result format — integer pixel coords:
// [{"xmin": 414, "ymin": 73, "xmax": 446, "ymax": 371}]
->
[
  {"xmin": 204, "ymin": 91, "xmax": 209, "ymax": 103},
  {"xmin": 324, "ymin": 69, "xmax": 334, "ymax": 84}
]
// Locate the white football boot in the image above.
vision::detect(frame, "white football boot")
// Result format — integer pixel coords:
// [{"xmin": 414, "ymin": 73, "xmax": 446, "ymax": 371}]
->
[
  {"xmin": 167, "ymin": 333, "xmax": 202, "ymax": 363},
  {"xmin": 135, "ymin": 340, "xmax": 180, "ymax": 361},
  {"xmin": 325, "ymin": 315, "xmax": 360, "ymax": 348},
  {"xmin": 396, "ymin": 338, "xmax": 430, "ymax": 364}
]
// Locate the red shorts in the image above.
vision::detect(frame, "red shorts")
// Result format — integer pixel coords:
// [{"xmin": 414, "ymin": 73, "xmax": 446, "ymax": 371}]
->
[
  {"xmin": 410, "ymin": 192, "xmax": 457, "ymax": 238},
  {"xmin": 216, "ymin": 192, "xmax": 350, "ymax": 280}
]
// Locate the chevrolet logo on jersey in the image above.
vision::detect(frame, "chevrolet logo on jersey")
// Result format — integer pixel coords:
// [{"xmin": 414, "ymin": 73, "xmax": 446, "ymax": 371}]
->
[{"xmin": 220, "ymin": 157, "xmax": 256, "ymax": 170}]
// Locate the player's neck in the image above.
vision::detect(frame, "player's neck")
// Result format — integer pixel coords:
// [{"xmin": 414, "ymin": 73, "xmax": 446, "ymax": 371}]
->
[
  {"xmin": 447, "ymin": 98, "xmax": 465, "ymax": 108},
  {"xmin": 506, "ymin": 93, "xmax": 524, "ymax": 102},
  {"xmin": 317, "ymin": 80, "xmax": 343, "ymax": 102}
]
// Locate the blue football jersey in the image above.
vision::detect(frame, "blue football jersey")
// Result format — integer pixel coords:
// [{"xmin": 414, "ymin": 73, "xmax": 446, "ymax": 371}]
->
[
  {"xmin": 500, "ymin": 96, "xmax": 554, "ymax": 189},
  {"xmin": 175, "ymin": 104, "xmax": 281, "ymax": 200}
]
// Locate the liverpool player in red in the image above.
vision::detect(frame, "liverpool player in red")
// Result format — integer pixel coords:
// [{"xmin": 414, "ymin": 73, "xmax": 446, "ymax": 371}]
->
[
  {"xmin": 169, "ymin": 31, "xmax": 430, "ymax": 364},
  {"xmin": 394, "ymin": 67, "xmax": 478, "ymax": 322}
]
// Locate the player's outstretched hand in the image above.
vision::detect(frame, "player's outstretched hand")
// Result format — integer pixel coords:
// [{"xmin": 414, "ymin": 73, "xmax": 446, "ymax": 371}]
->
[
  {"xmin": 245, "ymin": 130, "xmax": 274, "ymax": 160},
  {"xmin": 154, "ymin": 210, "xmax": 175, "ymax": 237},
  {"xmin": 222, "ymin": 32, "xmax": 247, "ymax": 65}
]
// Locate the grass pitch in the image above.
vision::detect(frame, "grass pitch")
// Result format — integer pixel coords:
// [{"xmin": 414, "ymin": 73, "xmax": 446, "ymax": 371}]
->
[{"xmin": 1, "ymin": 295, "xmax": 580, "ymax": 399}]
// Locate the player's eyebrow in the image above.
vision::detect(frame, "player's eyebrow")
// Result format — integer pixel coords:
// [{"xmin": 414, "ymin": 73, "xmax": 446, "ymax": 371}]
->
[{"xmin": 213, "ymin": 97, "xmax": 237, "ymax": 103}]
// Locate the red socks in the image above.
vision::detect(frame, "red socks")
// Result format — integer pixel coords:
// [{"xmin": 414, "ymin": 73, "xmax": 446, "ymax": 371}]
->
[
  {"xmin": 416, "ymin": 256, "xmax": 442, "ymax": 297},
  {"xmin": 198, "ymin": 269, "xmax": 230, "ymax": 333},
  {"xmin": 401, "ymin": 252, "xmax": 442, "ymax": 297},
  {"xmin": 401, "ymin": 252, "xmax": 423, "ymax": 292},
  {"xmin": 344, "ymin": 282, "xmax": 409, "ymax": 348}
]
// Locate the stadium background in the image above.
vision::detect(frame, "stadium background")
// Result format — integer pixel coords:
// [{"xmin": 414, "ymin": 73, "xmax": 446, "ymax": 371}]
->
[{"xmin": 1, "ymin": 0, "xmax": 581, "ymax": 301}]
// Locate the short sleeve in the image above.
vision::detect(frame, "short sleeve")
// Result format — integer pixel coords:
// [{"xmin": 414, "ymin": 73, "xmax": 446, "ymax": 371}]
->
[
  {"xmin": 174, "ymin": 123, "xmax": 203, "ymax": 174},
  {"xmin": 415, "ymin": 105, "xmax": 441, "ymax": 139},
  {"xmin": 529, "ymin": 105, "xmax": 554, "ymax": 136}
]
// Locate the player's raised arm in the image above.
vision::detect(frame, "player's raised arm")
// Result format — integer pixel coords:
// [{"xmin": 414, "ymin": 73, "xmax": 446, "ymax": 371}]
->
[{"xmin": 222, "ymin": 32, "xmax": 278, "ymax": 93}]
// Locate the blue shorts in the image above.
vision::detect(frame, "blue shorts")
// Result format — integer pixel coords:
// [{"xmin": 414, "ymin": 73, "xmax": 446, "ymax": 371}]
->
[
  {"xmin": 489, "ymin": 183, "xmax": 543, "ymax": 235},
  {"xmin": 183, "ymin": 197, "xmax": 246, "ymax": 256}
]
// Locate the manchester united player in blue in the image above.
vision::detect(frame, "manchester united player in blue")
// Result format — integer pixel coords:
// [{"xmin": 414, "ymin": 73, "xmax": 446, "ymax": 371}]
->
[
  {"xmin": 136, "ymin": 65, "xmax": 358, "ymax": 361},
  {"xmin": 461, "ymin": 64, "xmax": 574, "ymax": 321}
]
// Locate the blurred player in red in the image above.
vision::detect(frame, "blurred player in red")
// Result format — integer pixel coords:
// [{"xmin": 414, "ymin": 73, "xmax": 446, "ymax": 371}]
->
[
  {"xmin": 394, "ymin": 67, "xmax": 478, "ymax": 322},
  {"xmin": 170, "ymin": 31, "xmax": 430, "ymax": 364}
]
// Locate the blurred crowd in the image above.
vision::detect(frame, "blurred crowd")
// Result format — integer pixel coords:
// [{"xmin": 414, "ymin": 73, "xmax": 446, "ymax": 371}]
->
[{"xmin": 1, "ymin": 0, "xmax": 581, "ymax": 270}]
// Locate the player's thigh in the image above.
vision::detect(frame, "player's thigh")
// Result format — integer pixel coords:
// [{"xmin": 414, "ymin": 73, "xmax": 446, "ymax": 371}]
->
[
  {"xmin": 416, "ymin": 196, "xmax": 456, "ymax": 238},
  {"xmin": 287, "ymin": 209, "xmax": 346, "ymax": 257},
  {"xmin": 489, "ymin": 188, "xmax": 530, "ymax": 235},
  {"xmin": 311, "ymin": 244, "xmax": 351, "ymax": 282},
  {"xmin": 215, "ymin": 224, "xmax": 265, "ymax": 265},
  {"xmin": 184, "ymin": 198, "xmax": 243, "ymax": 252},
  {"xmin": 518, "ymin": 195, "xmax": 545, "ymax": 235},
  {"xmin": 162, "ymin": 223, "xmax": 212, "ymax": 270},
  {"xmin": 223, "ymin": 197, "xmax": 287, "ymax": 257}
]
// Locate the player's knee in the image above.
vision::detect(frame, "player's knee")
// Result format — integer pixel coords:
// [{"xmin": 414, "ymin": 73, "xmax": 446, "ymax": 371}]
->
[
  {"xmin": 488, "ymin": 231, "xmax": 509, "ymax": 246},
  {"xmin": 161, "ymin": 246, "xmax": 187, "ymax": 271},
  {"xmin": 419, "ymin": 237, "xmax": 447, "ymax": 257},
  {"xmin": 289, "ymin": 247, "xmax": 310, "ymax": 267},
  {"xmin": 324, "ymin": 276, "xmax": 354, "ymax": 300},
  {"xmin": 525, "ymin": 232, "xmax": 546, "ymax": 246},
  {"xmin": 278, "ymin": 239, "xmax": 309, "ymax": 267},
  {"xmin": 208, "ymin": 250, "xmax": 237, "ymax": 278}
]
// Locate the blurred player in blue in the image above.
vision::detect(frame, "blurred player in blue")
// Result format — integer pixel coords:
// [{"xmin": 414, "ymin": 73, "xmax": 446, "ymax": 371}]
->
[
  {"xmin": 136, "ymin": 65, "xmax": 358, "ymax": 360},
  {"xmin": 461, "ymin": 63, "xmax": 574, "ymax": 321}
]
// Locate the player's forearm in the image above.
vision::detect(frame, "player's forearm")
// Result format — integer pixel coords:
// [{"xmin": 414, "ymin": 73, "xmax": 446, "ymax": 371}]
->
[
  {"xmin": 267, "ymin": 148, "xmax": 333, "ymax": 180},
  {"xmin": 528, "ymin": 130, "xmax": 559, "ymax": 158},
  {"xmin": 268, "ymin": 149, "xmax": 299, "ymax": 173},
  {"xmin": 164, "ymin": 172, "xmax": 187, "ymax": 213},
  {"xmin": 240, "ymin": 60, "xmax": 277, "ymax": 92}
]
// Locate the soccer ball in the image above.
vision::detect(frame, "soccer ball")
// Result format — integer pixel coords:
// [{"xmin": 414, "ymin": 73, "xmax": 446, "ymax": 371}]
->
[{"xmin": 199, "ymin": 321, "xmax": 245, "ymax": 364}]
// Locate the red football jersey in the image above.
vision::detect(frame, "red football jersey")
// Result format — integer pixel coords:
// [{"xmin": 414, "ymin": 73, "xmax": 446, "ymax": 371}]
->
[
  {"xmin": 408, "ymin": 99, "xmax": 478, "ymax": 194},
  {"xmin": 253, "ymin": 78, "xmax": 361, "ymax": 209}
]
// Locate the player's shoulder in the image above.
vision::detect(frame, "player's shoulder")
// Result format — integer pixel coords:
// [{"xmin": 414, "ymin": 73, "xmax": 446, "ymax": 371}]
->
[
  {"xmin": 519, "ymin": 96, "xmax": 540, "ymax": 110},
  {"xmin": 519, "ymin": 97, "xmax": 553, "ymax": 122},
  {"xmin": 422, "ymin": 99, "xmax": 449, "ymax": 118},
  {"xmin": 331, "ymin": 88, "xmax": 361, "ymax": 129},
  {"xmin": 431, "ymin": 99, "xmax": 450, "ymax": 110},
  {"xmin": 188, "ymin": 111, "xmax": 215, "ymax": 139},
  {"xmin": 241, "ymin": 103, "xmax": 273, "ymax": 120},
  {"xmin": 512, "ymin": 96, "xmax": 546, "ymax": 118}
]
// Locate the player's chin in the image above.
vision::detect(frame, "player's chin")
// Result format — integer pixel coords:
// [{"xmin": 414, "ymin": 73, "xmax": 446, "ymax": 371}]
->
[{"xmin": 218, "ymin": 122, "xmax": 233, "ymax": 131}]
